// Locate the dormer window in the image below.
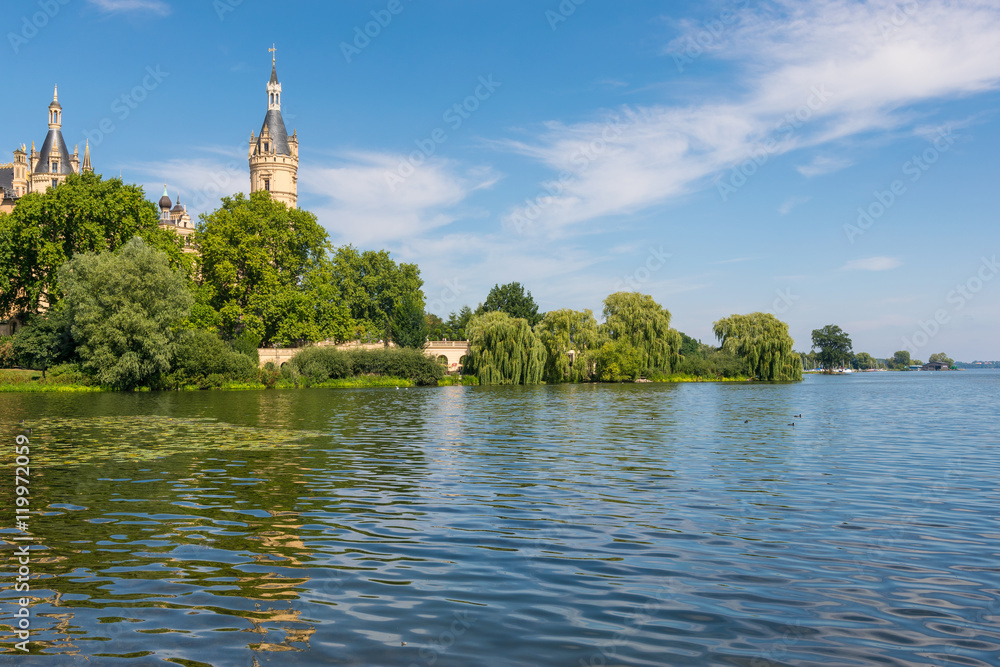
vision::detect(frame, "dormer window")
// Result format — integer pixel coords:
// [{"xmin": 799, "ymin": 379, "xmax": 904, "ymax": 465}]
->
[
  {"xmin": 51, "ymin": 161, "xmax": 58, "ymax": 172},
  {"xmin": 264, "ymin": 142, "xmax": 270, "ymax": 153}
]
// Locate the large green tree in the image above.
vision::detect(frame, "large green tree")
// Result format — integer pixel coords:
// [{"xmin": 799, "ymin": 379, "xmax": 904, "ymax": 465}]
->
[
  {"xmin": 0, "ymin": 172, "xmax": 188, "ymax": 318},
  {"xmin": 196, "ymin": 191, "xmax": 329, "ymax": 346},
  {"xmin": 480, "ymin": 282, "xmax": 541, "ymax": 326},
  {"xmin": 465, "ymin": 311, "xmax": 545, "ymax": 385},
  {"xmin": 534, "ymin": 308, "xmax": 601, "ymax": 383},
  {"xmin": 601, "ymin": 292, "xmax": 682, "ymax": 373},
  {"xmin": 713, "ymin": 312, "xmax": 802, "ymax": 381},
  {"xmin": 59, "ymin": 237, "xmax": 193, "ymax": 390},
  {"xmin": 889, "ymin": 350, "xmax": 912, "ymax": 370},
  {"xmin": 329, "ymin": 245, "xmax": 424, "ymax": 341},
  {"xmin": 811, "ymin": 324, "xmax": 853, "ymax": 371}
]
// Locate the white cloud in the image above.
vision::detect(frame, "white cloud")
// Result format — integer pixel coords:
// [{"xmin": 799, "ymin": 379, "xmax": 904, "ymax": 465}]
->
[
  {"xmin": 501, "ymin": 0, "xmax": 1000, "ymax": 233},
  {"xmin": 123, "ymin": 156, "xmax": 247, "ymax": 218},
  {"xmin": 796, "ymin": 155, "xmax": 853, "ymax": 177},
  {"xmin": 778, "ymin": 196, "xmax": 809, "ymax": 215},
  {"xmin": 299, "ymin": 152, "xmax": 498, "ymax": 246},
  {"xmin": 841, "ymin": 256, "xmax": 903, "ymax": 271},
  {"xmin": 87, "ymin": 0, "xmax": 171, "ymax": 16}
]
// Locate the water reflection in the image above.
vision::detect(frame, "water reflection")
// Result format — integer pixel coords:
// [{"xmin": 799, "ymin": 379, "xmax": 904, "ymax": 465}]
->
[{"xmin": 1, "ymin": 374, "xmax": 999, "ymax": 665}]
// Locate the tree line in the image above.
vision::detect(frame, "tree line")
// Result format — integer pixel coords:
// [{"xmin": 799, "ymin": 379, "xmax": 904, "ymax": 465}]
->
[{"xmin": 3, "ymin": 173, "xmax": 944, "ymax": 390}]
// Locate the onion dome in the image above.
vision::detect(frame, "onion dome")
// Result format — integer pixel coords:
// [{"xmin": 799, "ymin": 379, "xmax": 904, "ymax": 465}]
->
[{"xmin": 158, "ymin": 184, "xmax": 172, "ymax": 210}]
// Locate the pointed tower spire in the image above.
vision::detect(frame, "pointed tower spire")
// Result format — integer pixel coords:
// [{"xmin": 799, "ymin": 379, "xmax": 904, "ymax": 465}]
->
[
  {"xmin": 53, "ymin": 85, "xmax": 58, "ymax": 103},
  {"xmin": 82, "ymin": 139, "xmax": 92, "ymax": 173}
]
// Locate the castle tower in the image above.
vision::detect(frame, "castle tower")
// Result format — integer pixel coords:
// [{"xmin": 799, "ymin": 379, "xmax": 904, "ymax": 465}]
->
[
  {"xmin": 249, "ymin": 46, "xmax": 298, "ymax": 208},
  {"xmin": 28, "ymin": 86, "xmax": 77, "ymax": 195}
]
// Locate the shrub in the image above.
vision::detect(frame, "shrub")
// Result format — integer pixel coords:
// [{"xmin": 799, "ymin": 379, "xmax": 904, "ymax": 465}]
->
[
  {"xmin": 287, "ymin": 345, "xmax": 444, "ymax": 386},
  {"xmin": 167, "ymin": 329, "xmax": 258, "ymax": 388},
  {"xmin": 0, "ymin": 336, "xmax": 15, "ymax": 369}
]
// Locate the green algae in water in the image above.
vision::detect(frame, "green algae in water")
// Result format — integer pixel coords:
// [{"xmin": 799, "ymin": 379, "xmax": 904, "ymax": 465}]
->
[{"xmin": 23, "ymin": 415, "xmax": 326, "ymax": 467}]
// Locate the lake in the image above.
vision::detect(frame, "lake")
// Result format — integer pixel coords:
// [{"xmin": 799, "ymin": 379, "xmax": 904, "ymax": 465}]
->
[{"xmin": 1, "ymin": 372, "xmax": 999, "ymax": 665}]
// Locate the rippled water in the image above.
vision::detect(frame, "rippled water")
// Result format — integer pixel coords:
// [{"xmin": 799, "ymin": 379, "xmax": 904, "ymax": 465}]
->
[{"xmin": 1, "ymin": 372, "xmax": 999, "ymax": 665}]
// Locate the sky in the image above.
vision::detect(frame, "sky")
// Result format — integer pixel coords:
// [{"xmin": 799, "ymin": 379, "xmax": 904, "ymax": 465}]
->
[{"xmin": 4, "ymin": 0, "xmax": 1000, "ymax": 361}]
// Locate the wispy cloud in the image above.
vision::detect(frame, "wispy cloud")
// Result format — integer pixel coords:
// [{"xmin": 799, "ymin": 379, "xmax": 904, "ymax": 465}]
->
[
  {"xmin": 841, "ymin": 256, "xmax": 903, "ymax": 272},
  {"xmin": 500, "ymin": 0, "xmax": 1000, "ymax": 234},
  {"xmin": 87, "ymin": 0, "xmax": 171, "ymax": 16},
  {"xmin": 300, "ymin": 152, "xmax": 498, "ymax": 246},
  {"xmin": 778, "ymin": 196, "xmax": 809, "ymax": 215},
  {"xmin": 796, "ymin": 155, "xmax": 853, "ymax": 177}
]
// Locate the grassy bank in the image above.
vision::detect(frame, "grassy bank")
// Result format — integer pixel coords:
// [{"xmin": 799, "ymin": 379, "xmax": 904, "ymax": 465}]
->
[{"xmin": 0, "ymin": 369, "xmax": 102, "ymax": 393}]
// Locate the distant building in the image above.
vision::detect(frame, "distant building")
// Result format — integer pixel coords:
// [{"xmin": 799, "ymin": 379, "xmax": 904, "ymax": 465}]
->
[
  {"xmin": 1, "ymin": 86, "xmax": 92, "ymax": 214},
  {"xmin": 156, "ymin": 186, "xmax": 196, "ymax": 251},
  {"xmin": 921, "ymin": 361, "xmax": 951, "ymax": 371},
  {"xmin": 248, "ymin": 48, "xmax": 298, "ymax": 209}
]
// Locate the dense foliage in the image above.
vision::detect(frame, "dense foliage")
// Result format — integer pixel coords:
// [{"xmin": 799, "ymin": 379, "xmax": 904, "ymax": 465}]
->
[
  {"xmin": 465, "ymin": 311, "xmax": 546, "ymax": 385},
  {"xmin": 534, "ymin": 309, "xmax": 601, "ymax": 383},
  {"xmin": 196, "ymin": 192, "xmax": 331, "ymax": 346},
  {"xmin": 480, "ymin": 282, "xmax": 542, "ymax": 326},
  {"xmin": 329, "ymin": 245, "xmax": 424, "ymax": 341},
  {"xmin": 713, "ymin": 312, "xmax": 802, "ymax": 381},
  {"xmin": 811, "ymin": 324, "xmax": 854, "ymax": 371},
  {"xmin": 59, "ymin": 238, "xmax": 193, "ymax": 390},
  {"xmin": 286, "ymin": 346, "xmax": 444, "ymax": 386},
  {"xmin": 0, "ymin": 173, "xmax": 188, "ymax": 319},
  {"xmin": 602, "ymin": 292, "xmax": 682, "ymax": 373}
]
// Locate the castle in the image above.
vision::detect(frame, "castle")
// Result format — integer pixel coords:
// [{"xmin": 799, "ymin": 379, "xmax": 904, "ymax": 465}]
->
[
  {"xmin": 0, "ymin": 86, "xmax": 92, "ymax": 214},
  {"xmin": 248, "ymin": 47, "xmax": 298, "ymax": 209},
  {"xmin": 1, "ymin": 50, "xmax": 298, "ymax": 335}
]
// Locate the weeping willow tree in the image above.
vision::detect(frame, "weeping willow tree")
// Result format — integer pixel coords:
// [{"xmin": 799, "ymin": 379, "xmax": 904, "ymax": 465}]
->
[
  {"xmin": 712, "ymin": 312, "xmax": 802, "ymax": 381},
  {"xmin": 466, "ymin": 311, "xmax": 546, "ymax": 385},
  {"xmin": 601, "ymin": 292, "xmax": 682, "ymax": 373},
  {"xmin": 534, "ymin": 308, "xmax": 602, "ymax": 383}
]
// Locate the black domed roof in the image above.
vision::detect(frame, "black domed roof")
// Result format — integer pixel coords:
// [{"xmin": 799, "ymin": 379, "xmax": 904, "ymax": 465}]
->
[
  {"xmin": 171, "ymin": 197, "xmax": 184, "ymax": 213},
  {"xmin": 158, "ymin": 186, "xmax": 172, "ymax": 210}
]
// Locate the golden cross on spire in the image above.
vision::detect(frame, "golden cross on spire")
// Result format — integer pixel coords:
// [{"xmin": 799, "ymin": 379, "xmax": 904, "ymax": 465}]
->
[{"xmin": 269, "ymin": 44, "xmax": 277, "ymax": 66}]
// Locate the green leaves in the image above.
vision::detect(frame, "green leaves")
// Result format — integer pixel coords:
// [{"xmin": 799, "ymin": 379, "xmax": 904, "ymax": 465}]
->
[
  {"xmin": 714, "ymin": 312, "xmax": 802, "ymax": 381},
  {"xmin": 196, "ymin": 192, "xmax": 331, "ymax": 346},
  {"xmin": 481, "ymin": 282, "xmax": 541, "ymax": 326},
  {"xmin": 59, "ymin": 237, "xmax": 193, "ymax": 390},
  {"xmin": 535, "ymin": 308, "xmax": 600, "ymax": 383},
  {"xmin": 466, "ymin": 311, "xmax": 545, "ymax": 385},
  {"xmin": 602, "ymin": 292, "xmax": 681, "ymax": 374},
  {"xmin": 810, "ymin": 324, "xmax": 853, "ymax": 372},
  {"xmin": 0, "ymin": 173, "xmax": 186, "ymax": 318}
]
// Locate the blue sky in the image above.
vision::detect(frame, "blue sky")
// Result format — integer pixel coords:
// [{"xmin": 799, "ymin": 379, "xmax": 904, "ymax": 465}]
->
[{"xmin": 4, "ymin": 0, "xmax": 1000, "ymax": 360}]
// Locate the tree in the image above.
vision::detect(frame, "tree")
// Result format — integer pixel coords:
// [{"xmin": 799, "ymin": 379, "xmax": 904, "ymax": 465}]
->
[
  {"xmin": 425, "ymin": 313, "xmax": 445, "ymax": 340},
  {"xmin": 391, "ymin": 293, "xmax": 428, "ymax": 349},
  {"xmin": 928, "ymin": 352, "xmax": 954, "ymax": 366},
  {"xmin": 59, "ymin": 237, "xmax": 193, "ymax": 390},
  {"xmin": 480, "ymin": 282, "xmax": 541, "ymax": 326},
  {"xmin": 0, "ymin": 172, "xmax": 190, "ymax": 319},
  {"xmin": 811, "ymin": 324, "xmax": 853, "ymax": 371},
  {"xmin": 10, "ymin": 306, "xmax": 73, "ymax": 378},
  {"xmin": 601, "ymin": 292, "xmax": 681, "ymax": 373},
  {"xmin": 593, "ymin": 340, "xmax": 645, "ymax": 382},
  {"xmin": 329, "ymin": 245, "xmax": 424, "ymax": 341},
  {"xmin": 465, "ymin": 311, "xmax": 545, "ymax": 385},
  {"xmin": 534, "ymin": 308, "xmax": 602, "ymax": 383},
  {"xmin": 852, "ymin": 352, "xmax": 878, "ymax": 370},
  {"xmin": 713, "ymin": 313, "xmax": 802, "ymax": 381},
  {"xmin": 444, "ymin": 305, "xmax": 474, "ymax": 341},
  {"xmin": 197, "ymin": 191, "xmax": 329, "ymax": 346},
  {"xmin": 889, "ymin": 350, "xmax": 912, "ymax": 370}
]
